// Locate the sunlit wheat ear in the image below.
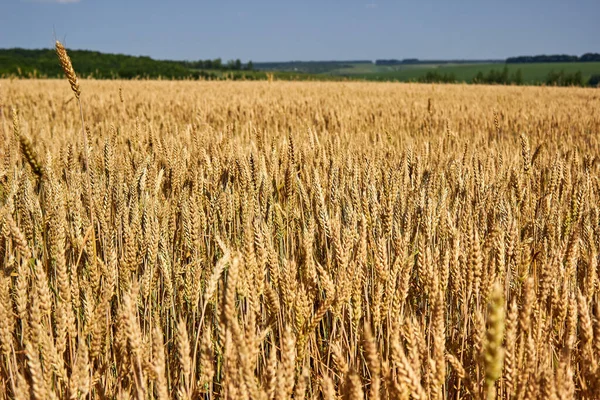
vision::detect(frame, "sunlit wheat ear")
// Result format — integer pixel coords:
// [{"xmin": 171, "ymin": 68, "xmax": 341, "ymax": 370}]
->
[
  {"xmin": 11, "ymin": 107, "xmax": 20, "ymax": 140},
  {"xmin": 12, "ymin": 108, "xmax": 43, "ymax": 178},
  {"xmin": 55, "ymin": 41, "xmax": 81, "ymax": 99},
  {"xmin": 20, "ymin": 138, "xmax": 43, "ymax": 179}
]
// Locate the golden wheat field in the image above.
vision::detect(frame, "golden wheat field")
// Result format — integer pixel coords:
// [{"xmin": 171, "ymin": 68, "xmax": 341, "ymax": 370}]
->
[{"xmin": 1, "ymin": 74, "xmax": 600, "ymax": 400}]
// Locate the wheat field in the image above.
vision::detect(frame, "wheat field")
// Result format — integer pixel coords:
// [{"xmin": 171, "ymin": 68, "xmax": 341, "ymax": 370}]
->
[{"xmin": 1, "ymin": 70, "xmax": 600, "ymax": 400}]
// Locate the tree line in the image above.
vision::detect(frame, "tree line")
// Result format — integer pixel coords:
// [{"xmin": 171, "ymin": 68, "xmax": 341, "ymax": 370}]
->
[
  {"xmin": 179, "ymin": 58, "xmax": 253, "ymax": 71},
  {"xmin": 377, "ymin": 54, "xmax": 600, "ymax": 65},
  {"xmin": 418, "ymin": 66, "xmax": 599, "ymax": 87},
  {"xmin": 0, "ymin": 48, "xmax": 254, "ymax": 79},
  {"xmin": 376, "ymin": 59, "xmax": 503, "ymax": 66},
  {"xmin": 506, "ymin": 53, "xmax": 600, "ymax": 63},
  {"xmin": 253, "ymin": 61, "xmax": 372, "ymax": 74}
]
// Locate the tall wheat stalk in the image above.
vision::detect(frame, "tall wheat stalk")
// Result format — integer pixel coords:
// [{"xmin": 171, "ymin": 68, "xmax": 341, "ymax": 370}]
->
[{"xmin": 55, "ymin": 40, "xmax": 97, "ymax": 271}]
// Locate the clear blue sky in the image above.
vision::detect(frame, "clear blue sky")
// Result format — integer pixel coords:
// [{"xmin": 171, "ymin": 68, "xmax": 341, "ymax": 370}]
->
[{"xmin": 3, "ymin": 0, "xmax": 599, "ymax": 62}]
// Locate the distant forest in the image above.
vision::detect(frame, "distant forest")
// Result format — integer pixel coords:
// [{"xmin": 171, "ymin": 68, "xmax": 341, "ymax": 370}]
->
[
  {"xmin": 0, "ymin": 48, "xmax": 254, "ymax": 79},
  {"xmin": 506, "ymin": 53, "xmax": 600, "ymax": 63},
  {"xmin": 376, "ymin": 54, "xmax": 600, "ymax": 66},
  {"xmin": 375, "ymin": 59, "xmax": 503, "ymax": 66}
]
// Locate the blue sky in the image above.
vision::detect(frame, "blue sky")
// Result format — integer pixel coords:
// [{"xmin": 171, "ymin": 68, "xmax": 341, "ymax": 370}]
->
[{"xmin": 2, "ymin": 0, "xmax": 599, "ymax": 62}]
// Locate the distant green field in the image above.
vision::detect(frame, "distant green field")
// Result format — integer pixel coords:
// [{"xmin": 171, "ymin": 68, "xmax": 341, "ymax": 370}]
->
[{"xmin": 328, "ymin": 62, "xmax": 600, "ymax": 84}]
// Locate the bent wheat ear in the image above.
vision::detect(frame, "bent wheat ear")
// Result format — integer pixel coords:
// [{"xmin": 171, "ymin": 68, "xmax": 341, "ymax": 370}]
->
[
  {"xmin": 12, "ymin": 108, "xmax": 43, "ymax": 178},
  {"xmin": 55, "ymin": 41, "xmax": 81, "ymax": 99},
  {"xmin": 19, "ymin": 135, "xmax": 43, "ymax": 179}
]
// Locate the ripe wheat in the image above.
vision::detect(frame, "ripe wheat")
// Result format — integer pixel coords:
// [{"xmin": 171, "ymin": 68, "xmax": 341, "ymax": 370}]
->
[{"xmin": 0, "ymin": 69, "xmax": 599, "ymax": 399}]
